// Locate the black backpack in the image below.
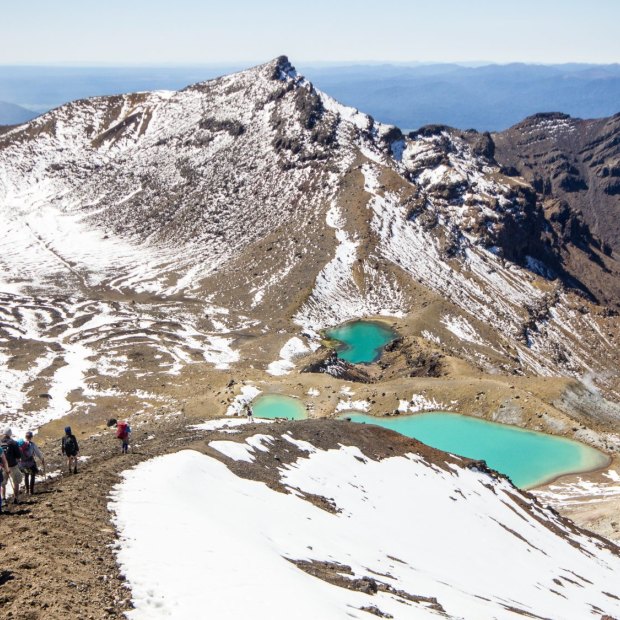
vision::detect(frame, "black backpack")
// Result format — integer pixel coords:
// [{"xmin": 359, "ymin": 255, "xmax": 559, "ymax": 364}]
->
[
  {"xmin": 64, "ymin": 435, "xmax": 77, "ymax": 455},
  {"xmin": 1, "ymin": 439, "xmax": 20, "ymax": 467}
]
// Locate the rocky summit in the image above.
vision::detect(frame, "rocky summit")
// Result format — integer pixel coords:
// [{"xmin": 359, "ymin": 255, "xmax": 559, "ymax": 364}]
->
[{"xmin": 1, "ymin": 55, "xmax": 620, "ymax": 619}]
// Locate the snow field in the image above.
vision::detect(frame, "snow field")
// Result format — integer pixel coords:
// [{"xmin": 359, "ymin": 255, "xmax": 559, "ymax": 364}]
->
[{"xmin": 110, "ymin": 439, "xmax": 620, "ymax": 619}]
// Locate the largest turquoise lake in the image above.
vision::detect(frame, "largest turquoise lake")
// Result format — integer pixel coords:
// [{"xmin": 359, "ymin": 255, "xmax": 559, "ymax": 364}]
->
[{"xmin": 342, "ymin": 412, "xmax": 609, "ymax": 489}]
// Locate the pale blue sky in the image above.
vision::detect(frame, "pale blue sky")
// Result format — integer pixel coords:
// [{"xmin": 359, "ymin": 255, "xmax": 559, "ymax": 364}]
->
[{"xmin": 1, "ymin": 0, "xmax": 618, "ymax": 65}]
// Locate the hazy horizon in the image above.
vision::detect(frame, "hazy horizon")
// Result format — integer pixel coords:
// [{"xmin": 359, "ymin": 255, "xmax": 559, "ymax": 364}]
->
[
  {"xmin": 2, "ymin": 60, "xmax": 619, "ymax": 132},
  {"xmin": 0, "ymin": 59, "xmax": 619, "ymax": 69}
]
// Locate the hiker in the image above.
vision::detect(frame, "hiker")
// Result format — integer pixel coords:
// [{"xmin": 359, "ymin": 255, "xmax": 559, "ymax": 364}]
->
[
  {"xmin": 108, "ymin": 418, "xmax": 131, "ymax": 454},
  {"xmin": 19, "ymin": 431, "xmax": 46, "ymax": 495},
  {"xmin": 244, "ymin": 402, "xmax": 253, "ymax": 421},
  {"xmin": 1, "ymin": 428, "xmax": 24, "ymax": 505},
  {"xmin": 0, "ymin": 447, "xmax": 9, "ymax": 514},
  {"xmin": 61, "ymin": 426, "xmax": 80, "ymax": 474}
]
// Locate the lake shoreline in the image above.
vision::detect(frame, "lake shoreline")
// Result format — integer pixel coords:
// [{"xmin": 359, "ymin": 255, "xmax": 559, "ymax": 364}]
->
[{"xmin": 337, "ymin": 410, "xmax": 610, "ymax": 490}]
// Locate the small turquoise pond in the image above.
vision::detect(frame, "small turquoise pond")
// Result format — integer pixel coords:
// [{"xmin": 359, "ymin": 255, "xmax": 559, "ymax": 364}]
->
[
  {"xmin": 326, "ymin": 320, "xmax": 397, "ymax": 364},
  {"xmin": 252, "ymin": 394, "xmax": 307, "ymax": 420},
  {"xmin": 341, "ymin": 412, "xmax": 609, "ymax": 489}
]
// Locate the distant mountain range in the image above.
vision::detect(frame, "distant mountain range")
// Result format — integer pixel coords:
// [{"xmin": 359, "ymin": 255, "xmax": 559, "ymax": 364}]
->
[
  {"xmin": 0, "ymin": 99, "xmax": 37, "ymax": 125},
  {"xmin": 304, "ymin": 63, "xmax": 620, "ymax": 131},
  {"xmin": 1, "ymin": 62, "xmax": 619, "ymax": 131}
]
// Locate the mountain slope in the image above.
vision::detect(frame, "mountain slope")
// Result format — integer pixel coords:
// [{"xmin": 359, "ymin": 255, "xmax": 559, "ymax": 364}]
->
[
  {"xmin": 110, "ymin": 419, "xmax": 620, "ymax": 620},
  {"xmin": 3, "ymin": 416, "xmax": 618, "ymax": 619},
  {"xmin": 494, "ymin": 112, "xmax": 620, "ymax": 265},
  {"xmin": 0, "ymin": 56, "xmax": 619, "ymax": 449}
]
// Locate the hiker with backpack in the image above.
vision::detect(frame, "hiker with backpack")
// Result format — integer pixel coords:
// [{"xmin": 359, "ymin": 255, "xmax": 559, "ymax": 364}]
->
[
  {"xmin": 19, "ymin": 431, "xmax": 46, "ymax": 495},
  {"xmin": 0, "ymin": 447, "xmax": 10, "ymax": 514},
  {"xmin": 1, "ymin": 428, "xmax": 24, "ymax": 505},
  {"xmin": 244, "ymin": 402, "xmax": 254, "ymax": 421},
  {"xmin": 108, "ymin": 418, "xmax": 131, "ymax": 454},
  {"xmin": 61, "ymin": 426, "xmax": 80, "ymax": 474}
]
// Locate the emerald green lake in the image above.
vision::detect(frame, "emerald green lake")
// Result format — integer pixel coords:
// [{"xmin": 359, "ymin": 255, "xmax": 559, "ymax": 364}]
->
[
  {"xmin": 253, "ymin": 394, "xmax": 307, "ymax": 420},
  {"xmin": 341, "ymin": 412, "xmax": 609, "ymax": 489},
  {"xmin": 326, "ymin": 320, "xmax": 397, "ymax": 364}
]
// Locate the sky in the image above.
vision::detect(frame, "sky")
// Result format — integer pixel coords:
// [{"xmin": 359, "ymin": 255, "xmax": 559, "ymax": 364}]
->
[{"xmin": 0, "ymin": 0, "xmax": 619, "ymax": 66}]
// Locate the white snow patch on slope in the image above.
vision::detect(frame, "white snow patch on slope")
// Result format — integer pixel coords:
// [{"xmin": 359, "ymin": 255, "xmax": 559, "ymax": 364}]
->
[
  {"xmin": 295, "ymin": 199, "xmax": 405, "ymax": 330},
  {"xmin": 192, "ymin": 417, "xmax": 273, "ymax": 432},
  {"xmin": 440, "ymin": 314, "xmax": 487, "ymax": 346},
  {"xmin": 401, "ymin": 393, "xmax": 451, "ymax": 413},
  {"xmin": 209, "ymin": 440, "xmax": 257, "ymax": 463},
  {"xmin": 421, "ymin": 330, "xmax": 441, "ymax": 345},
  {"xmin": 111, "ymin": 445, "xmax": 620, "ymax": 619},
  {"xmin": 336, "ymin": 399, "xmax": 370, "ymax": 412},
  {"xmin": 226, "ymin": 384, "xmax": 262, "ymax": 416},
  {"xmin": 267, "ymin": 336, "xmax": 310, "ymax": 376}
]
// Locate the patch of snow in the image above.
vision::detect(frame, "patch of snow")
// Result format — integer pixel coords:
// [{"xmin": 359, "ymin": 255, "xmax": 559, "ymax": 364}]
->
[
  {"xmin": 403, "ymin": 394, "xmax": 450, "ymax": 413},
  {"xmin": 335, "ymin": 399, "xmax": 370, "ymax": 413},
  {"xmin": 441, "ymin": 314, "xmax": 487, "ymax": 346},
  {"xmin": 192, "ymin": 417, "xmax": 273, "ymax": 432},
  {"xmin": 421, "ymin": 330, "xmax": 441, "ymax": 345},
  {"xmin": 282, "ymin": 433, "xmax": 317, "ymax": 453},
  {"xmin": 111, "ymin": 444, "xmax": 620, "ymax": 619},
  {"xmin": 208, "ymin": 440, "xmax": 256, "ymax": 463},
  {"xmin": 267, "ymin": 336, "xmax": 311, "ymax": 376},
  {"xmin": 603, "ymin": 470, "xmax": 620, "ymax": 482},
  {"xmin": 226, "ymin": 385, "xmax": 262, "ymax": 416}
]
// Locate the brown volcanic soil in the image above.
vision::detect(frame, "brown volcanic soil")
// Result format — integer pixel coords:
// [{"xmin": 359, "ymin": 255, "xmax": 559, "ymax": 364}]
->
[{"xmin": 0, "ymin": 414, "xmax": 194, "ymax": 620}]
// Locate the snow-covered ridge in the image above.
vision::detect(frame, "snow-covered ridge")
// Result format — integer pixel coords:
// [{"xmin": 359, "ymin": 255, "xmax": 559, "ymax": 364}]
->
[{"xmin": 110, "ymin": 431, "xmax": 620, "ymax": 619}]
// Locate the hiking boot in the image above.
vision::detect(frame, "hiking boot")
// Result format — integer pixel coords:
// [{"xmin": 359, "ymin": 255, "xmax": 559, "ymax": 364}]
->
[{"xmin": 73, "ymin": 466, "xmax": 78, "ymax": 474}]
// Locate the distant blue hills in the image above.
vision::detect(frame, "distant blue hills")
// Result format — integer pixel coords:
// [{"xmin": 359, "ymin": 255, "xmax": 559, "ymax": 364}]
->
[
  {"xmin": 0, "ymin": 99, "xmax": 37, "ymax": 125},
  {"xmin": 303, "ymin": 63, "xmax": 620, "ymax": 131},
  {"xmin": 1, "ymin": 62, "xmax": 619, "ymax": 131}
]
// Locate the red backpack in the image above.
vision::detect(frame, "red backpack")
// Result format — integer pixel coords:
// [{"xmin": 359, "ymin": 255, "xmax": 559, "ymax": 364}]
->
[
  {"xmin": 20, "ymin": 441, "xmax": 34, "ymax": 459},
  {"xmin": 116, "ymin": 422, "xmax": 129, "ymax": 440}
]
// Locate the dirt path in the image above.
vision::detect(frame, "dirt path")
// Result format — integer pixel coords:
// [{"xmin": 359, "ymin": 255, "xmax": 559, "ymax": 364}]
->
[{"xmin": 0, "ymin": 416, "xmax": 196, "ymax": 619}]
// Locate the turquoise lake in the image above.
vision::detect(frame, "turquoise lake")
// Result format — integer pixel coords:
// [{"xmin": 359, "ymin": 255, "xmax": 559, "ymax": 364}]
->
[
  {"xmin": 341, "ymin": 412, "xmax": 609, "ymax": 489},
  {"xmin": 326, "ymin": 320, "xmax": 397, "ymax": 364},
  {"xmin": 253, "ymin": 394, "xmax": 307, "ymax": 420}
]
